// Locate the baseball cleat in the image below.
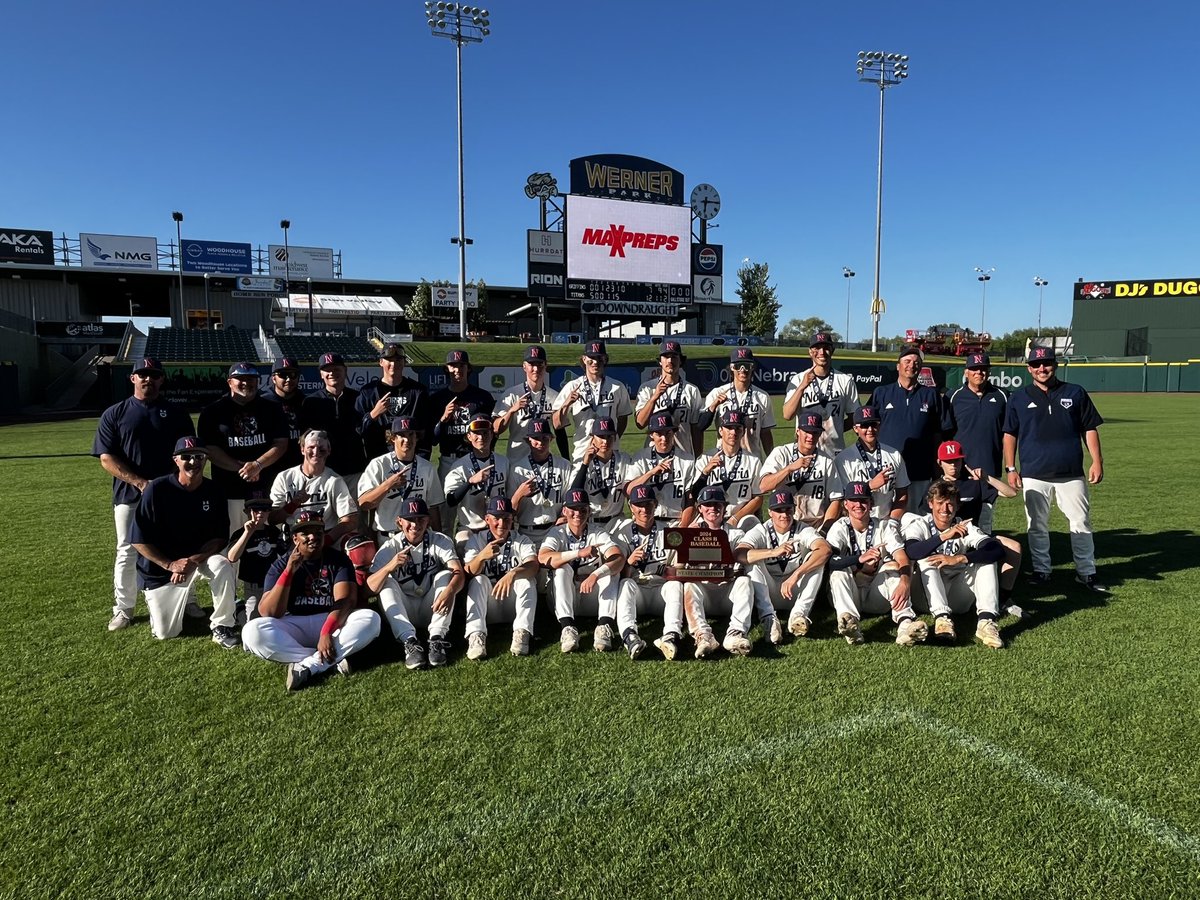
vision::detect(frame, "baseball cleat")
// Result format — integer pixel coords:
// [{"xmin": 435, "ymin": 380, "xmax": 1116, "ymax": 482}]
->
[
  {"xmin": 592, "ymin": 622, "xmax": 616, "ymax": 652},
  {"xmin": 1002, "ymin": 602, "xmax": 1027, "ymax": 620},
  {"xmin": 975, "ymin": 619, "xmax": 1004, "ymax": 649},
  {"xmin": 560, "ymin": 625, "xmax": 580, "ymax": 654},
  {"xmin": 722, "ymin": 630, "xmax": 752, "ymax": 656},
  {"xmin": 895, "ymin": 617, "xmax": 929, "ymax": 646},
  {"xmin": 934, "ymin": 615, "xmax": 957, "ymax": 641},
  {"xmin": 427, "ymin": 636, "xmax": 450, "ymax": 668},
  {"xmin": 107, "ymin": 610, "xmax": 133, "ymax": 632},
  {"xmin": 285, "ymin": 663, "xmax": 311, "ymax": 692},
  {"xmin": 623, "ymin": 631, "xmax": 647, "ymax": 660},
  {"xmin": 788, "ymin": 614, "xmax": 811, "ymax": 637},
  {"xmin": 466, "ymin": 632, "xmax": 487, "ymax": 661},
  {"xmin": 1075, "ymin": 573, "xmax": 1110, "ymax": 594},
  {"xmin": 336, "ymin": 658, "xmax": 353, "ymax": 677},
  {"xmin": 211, "ymin": 625, "xmax": 241, "ymax": 650},
  {"xmin": 510, "ymin": 628, "xmax": 531, "ymax": 657},
  {"xmin": 837, "ymin": 612, "xmax": 864, "ymax": 645},
  {"xmin": 764, "ymin": 614, "xmax": 784, "ymax": 646},
  {"xmin": 694, "ymin": 630, "xmax": 719, "ymax": 659},
  {"xmin": 654, "ymin": 632, "xmax": 680, "ymax": 661},
  {"xmin": 234, "ymin": 601, "xmax": 247, "ymax": 628},
  {"xmin": 185, "ymin": 599, "xmax": 207, "ymax": 619},
  {"xmin": 1027, "ymin": 571, "xmax": 1052, "ymax": 586},
  {"xmin": 403, "ymin": 637, "xmax": 427, "ymax": 670}
]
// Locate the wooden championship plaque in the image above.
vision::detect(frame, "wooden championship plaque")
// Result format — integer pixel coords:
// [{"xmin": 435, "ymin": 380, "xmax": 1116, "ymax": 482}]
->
[{"xmin": 663, "ymin": 527, "xmax": 743, "ymax": 582}]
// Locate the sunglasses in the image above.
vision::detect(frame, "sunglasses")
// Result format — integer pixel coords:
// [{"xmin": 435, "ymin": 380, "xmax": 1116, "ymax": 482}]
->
[
  {"xmin": 177, "ymin": 453, "xmax": 207, "ymax": 462},
  {"xmin": 1030, "ymin": 362, "xmax": 1056, "ymax": 369}
]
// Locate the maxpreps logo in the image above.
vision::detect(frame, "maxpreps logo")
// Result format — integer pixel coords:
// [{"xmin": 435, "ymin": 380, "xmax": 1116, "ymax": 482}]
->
[{"xmin": 580, "ymin": 224, "xmax": 680, "ymax": 258}]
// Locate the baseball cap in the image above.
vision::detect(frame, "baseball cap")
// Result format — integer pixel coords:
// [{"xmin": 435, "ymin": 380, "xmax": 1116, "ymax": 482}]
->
[
  {"xmin": 659, "ymin": 339, "xmax": 682, "ymax": 357},
  {"xmin": 593, "ymin": 417, "xmax": 617, "ymax": 437},
  {"xmin": 696, "ymin": 485, "xmax": 727, "ymax": 506},
  {"xmin": 228, "ymin": 361, "xmax": 260, "ymax": 378},
  {"xmin": 272, "ymin": 356, "xmax": 300, "ymax": 373},
  {"xmin": 466, "ymin": 413, "xmax": 493, "ymax": 433},
  {"xmin": 486, "ymin": 496, "xmax": 514, "ymax": 517},
  {"xmin": 647, "ymin": 413, "xmax": 676, "ymax": 433},
  {"xmin": 938, "ymin": 440, "xmax": 965, "ymax": 462},
  {"xmin": 842, "ymin": 480, "xmax": 873, "ymax": 503},
  {"xmin": 523, "ymin": 345, "xmax": 547, "ymax": 364},
  {"xmin": 628, "ymin": 484, "xmax": 657, "ymax": 505},
  {"xmin": 172, "ymin": 436, "xmax": 206, "ymax": 456},
  {"xmin": 380, "ymin": 343, "xmax": 406, "ymax": 361},
  {"xmin": 797, "ymin": 412, "xmax": 824, "ymax": 434},
  {"xmin": 292, "ymin": 510, "xmax": 325, "ymax": 532},
  {"xmin": 528, "ymin": 417, "xmax": 553, "ymax": 438},
  {"xmin": 244, "ymin": 496, "xmax": 273, "ymax": 511},
  {"xmin": 132, "ymin": 356, "xmax": 164, "ymax": 376},
  {"xmin": 583, "ymin": 340, "xmax": 607, "ymax": 358},
  {"xmin": 964, "ymin": 352, "xmax": 991, "ymax": 369},
  {"xmin": 318, "ymin": 352, "xmax": 345, "ymax": 368},
  {"xmin": 852, "ymin": 406, "xmax": 880, "ymax": 426},
  {"xmin": 390, "ymin": 416, "xmax": 419, "ymax": 434},
  {"xmin": 445, "ymin": 349, "xmax": 470, "ymax": 366},
  {"xmin": 768, "ymin": 489, "xmax": 796, "ymax": 511},
  {"xmin": 897, "ymin": 345, "xmax": 923, "ymax": 361},
  {"xmin": 564, "ymin": 488, "xmax": 590, "ymax": 508},
  {"xmin": 730, "ymin": 347, "xmax": 755, "ymax": 366},
  {"xmin": 399, "ymin": 497, "xmax": 430, "ymax": 519},
  {"xmin": 1027, "ymin": 345, "xmax": 1056, "ymax": 365},
  {"xmin": 809, "ymin": 332, "xmax": 834, "ymax": 348},
  {"xmin": 719, "ymin": 409, "xmax": 747, "ymax": 429}
]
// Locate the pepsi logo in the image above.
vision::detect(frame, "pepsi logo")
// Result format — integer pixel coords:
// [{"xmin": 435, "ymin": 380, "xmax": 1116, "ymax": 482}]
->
[{"xmin": 698, "ymin": 247, "xmax": 717, "ymax": 271}]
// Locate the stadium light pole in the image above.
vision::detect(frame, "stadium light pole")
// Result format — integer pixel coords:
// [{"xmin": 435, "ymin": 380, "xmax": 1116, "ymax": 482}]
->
[
  {"xmin": 203, "ymin": 272, "xmax": 211, "ymax": 331},
  {"xmin": 842, "ymin": 267, "xmax": 855, "ymax": 346},
  {"xmin": 975, "ymin": 266, "xmax": 995, "ymax": 333},
  {"xmin": 1034, "ymin": 276, "xmax": 1049, "ymax": 337},
  {"xmin": 856, "ymin": 51, "xmax": 909, "ymax": 353},
  {"xmin": 171, "ymin": 211, "xmax": 184, "ymax": 308},
  {"xmin": 280, "ymin": 219, "xmax": 291, "ymax": 327},
  {"xmin": 307, "ymin": 276, "xmax": 315, "ymax": 334},
  {"xmin": 426, "ymin": 1, "xmax": 491, "ymax": 342}
]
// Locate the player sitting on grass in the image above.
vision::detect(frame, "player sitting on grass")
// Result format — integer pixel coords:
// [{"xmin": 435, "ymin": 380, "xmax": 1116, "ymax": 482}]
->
[
  {"xmin": 243, "ymin": 510, "xmax": 381, "ymax": 691},
  {"xmin": 612, "ymin": 484, "xmax": 683, "ymax": 660},
  {"xmin": 463, "ymin": 496, "xmax": 540, "ymax": 659}
]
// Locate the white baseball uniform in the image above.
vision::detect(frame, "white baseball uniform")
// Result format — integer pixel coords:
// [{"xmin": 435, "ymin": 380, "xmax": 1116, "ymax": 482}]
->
[
  {"xmin": 269, "ymin": 465, "xmax": 357, "ymax": 530},
  {"xmin": 569, "ymin": 451, "xmax": 636, "ymax": 526},
  {"xmin": 697, "ymin": 444, "xmax": 763, "ymax": 530},
  {"xmin": 832, "ymin": 440, "xmax": 910, "ymax": 520},
  {"xmin": 372, "ymin": 530, "xmax": 461, "ymax": 641},
  {"xmin": 443, "ymin": 452, "xmax": 511, "ymax": 536},
  {"xmin": 825, "ymin": 517, "xmax": 912, "ymax": 623},
  {"xmin": 738, "ymin": 520, "xmax": 827, "ymax": 625},
  {"xmin": 759, "ymin": 443, "xmax": 838, "ymax": 527},
  {"xmin": 497, "ymin": 382, "xmax": 559, "ymax": 462},
  {"xmin": 629, "ymin": 447, "xmax": 696, "ymax": 525},
  {"xmin": 539, "ymin": 523, "xmax": 620, "ymax": 623},
  {"xmin": 901, "ymin": 513, "xmax": 1000, "ymax": 619},
  {"xmin": 679, "ymin": 524, "xmax": 755, "ymax": 636},
  {"xmin": 552, "ymin": 375, "xmax": 633, "ymax": 464},
  {"xmin": 784, "ymin": 368, "xmax": 860, "ymax": 451},
  {"xmin": 464, "ymin": 530, "xmax": 539, "ymax": 638},
  {"xmin": 702, "ymin": 384, "xmax": 776, "ymax": 457},
  {"xmin": 358, "ymin": 451, "xmax": 445, "ymax": 537},
  {"xmin": 610, "ymin": 518, "xmax": 683, "ymax": 638},
  {"xmin": 509, "ymin": 451, "xmax": 572, "ymax": 541},
  {"xmin": 634, "ymin": 376, "xmax": 704, "ymax": 457}
]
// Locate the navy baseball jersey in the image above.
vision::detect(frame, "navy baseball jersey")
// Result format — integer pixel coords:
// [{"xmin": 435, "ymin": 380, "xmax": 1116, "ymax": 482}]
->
[
  {"xmin": 356, "ymin": 376, "xmax": 430, "ymax": 458},
  {"xmin": 869, "ymin": 381, "xmax": 953, "ymax": 480},
  {"xmin": 431, "ymin": 385, "xmax": 496, "ymax": 460},
  {"xmin": 1004, "ymin": 381, "xmax": 1103, "ymax": 479},
  {"xmin": 257, "ymin": 386, "xmax": 305, "ymax": 472},
  {"xmin": 301, "ymin": 387, "xmax": 368, "ymax": 477},
  {"xmin": 130, "ymin": 475, "xmax": 230, "ymax": 590},
  {"xmin": 263, "ymin": 548, "xmax": 355, "ymax": 615},
  {"xmin": 92, "ymin": 397, "xmax": 195, "ymax": 505}
]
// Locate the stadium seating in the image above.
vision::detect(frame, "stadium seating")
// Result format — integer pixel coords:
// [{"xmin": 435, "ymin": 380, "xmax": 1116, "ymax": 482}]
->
[
  {"xmin": 143, "ymin": 327, "xmax": 259, "ymax": 362},
  {"xmin": 274, "ymin": 334, "xmax": 380, "ymax": 362}
]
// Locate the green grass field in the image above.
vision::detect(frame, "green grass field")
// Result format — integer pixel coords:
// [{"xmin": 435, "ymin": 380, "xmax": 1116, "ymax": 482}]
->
[{"xmin": 3, "ymin": 394, "xmax": 1199, "ymax": 898}]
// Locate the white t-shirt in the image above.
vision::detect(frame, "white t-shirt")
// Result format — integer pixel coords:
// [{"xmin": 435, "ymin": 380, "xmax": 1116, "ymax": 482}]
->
[
  {"xmin": 463, "ymin": 529, "xmax": 538, "ymax": 579},
  {"xmin": 702, "ymin": 384, "xmax": 776, "ymax": 456},
  {"xmin": 630, "ymin": 447, "xmax": 696, "ymax": 520},
  {"xmin": 832, "ymin": 441, "xmax": 911, "ymax": 520},
  {"xmin": 738, "ymin": 520, "xmax": 824, "ymax": 579},
  {"xmin": 359, "ymin": 452, "xmax": 445, "ymax": 533},
  {"xmin": 552, "ymin": 375, "xmax": 634, "ymax": 463},
  {"xmin": 539, "ymin": 523, "xmax": 619, "ymax": 575},
  {"xmin": 372, "ymin": 529, "xmax": 459, "ymax": 596},
  {"xmin": 784, "ymin": 368, "xmax": 860, "ymax": 451},
  {"xmin": 497, "ymin": 381, "xmax": 559, "ymax": 461},
  {"xmin": 569, "ymin": 451, "xmax": 635, "ymax": 521},
  {"xmin": 760, "ymin": 443, "xmax": 838, "ymax": 526},
  {"xmin": 634, "ymin": 377, "xmax": 704, "ymax": 457},
  {"xmin": 443, "ymin": 452, "xmax": 511, "ymax": 531},
  {"xmin": 825, "ymin": 517, "xmax": 906, "ymax": 587},
  {"xmin": 610, "ymin": 518, "xmax": 675, "ymax": 579},
  {"xmin": 269, "ymin": 465, "xmax": 357, "ymax": 530},
  {"xmin": 509, "ymin": 452, "xmax": 572, "ymax": 529},
  {"xmin": 697, "ymin": 444, "xmax": 763, "ymax": 511}
]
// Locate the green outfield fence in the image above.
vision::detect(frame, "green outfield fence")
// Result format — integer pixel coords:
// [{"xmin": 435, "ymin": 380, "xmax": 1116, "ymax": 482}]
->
[{"xmin": 943, "ymin": 359, "xmax": 1200, "ymax": 394}]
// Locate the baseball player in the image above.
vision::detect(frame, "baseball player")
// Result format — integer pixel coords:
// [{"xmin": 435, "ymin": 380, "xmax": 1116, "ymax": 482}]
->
[
  {"xmin": 268, "ymin": 429, "xmax": 358, "ymax": 542},
  {"xmin": 948, "ymin": 351, "xmax": 1007, "ymax": 479},
  {"xmin": 128, "ymin": 437, "xmax": 239, "ymax": 648},
  {"xmin": 443, "ymin": 414, "xmax": 510, "ymax": 547},
  {"xmin": 224, "ymin": 496, "xmax": 289, "ymax": 623},
  {"xmin": 633, "ymin": 339, "xmax": 704, "ymax": 457},
  {"xmin": 625, "ymin": 412, "xmax": 697, "ymax": 527},
  {"xmin": 1003, "ymin": 345, "xmax": 1108, "ymax": 592},
  {"xmin": 358, "ymin": 416, "xmax": 445, "ymax": 539},
  {"xmin": 243, "ymin": 510, "xmax": 382, "ymax": 691},
  {"xmin": 690, "ymin": 409, "xmax": 763, "ymax": 530},
  {"xmin": 509, "ymin": 417, "xmax": 571, "ymax": 543},
  {"xmin": 902, "ymin": 481, "xmax": 1006, "ymax": 648},
  {"xmin": 869, "ymin": 345, "xmax": 953, "ymax": 511},
  {"xmin": 611, "ymin": 484, "xmax": 683, "ymax": 660},
  {"xmin": 662, "ymin": 485, "xmax": 757, "ymax": 659},
  {"xmin": 825, "ymin": 480, "xmax": 926, "ymax": 646},
  {"xmin": 831, "ymin": 405, "xmax": 909, "ymax": 521},
  {"xmin": 568, "ymin": 417, "xmax": 636, "ymax": 530},
  {"xmin": 537, "ymin": 488, "xmax": 626, "ymax": 653},
  {"xmin": 368, "ymin": 497, "xmax": 465, "ymax": 669},
  {"xmin": 700, "ymin": 347, "xmax": 776, "ymax": 456},
  {"xmin": 300, "ymin": 352, "xmax": 368, "ymax": 496},
  {"xmin": 781, "ymin": 332, "xmax": 861, "ymax": 451},
  {"xmin": 356, "ymin": 342, "xmax": 431, "ymax": 460},
  {"xmin": 92, "ymin": 356, "xmax": 196, "ymax": 631},
  {"xmin": 552, "ymin": 340, "xmax": 633, "ymax": 464},
  {"xmin": 759, "ymin": 410, "xmax": 840, "ymax": 534},
  {"xmin": 432, "ymin": 349, "xmax": 497, "ymax": 482},
  {"xmin": 463, "ymin": 496, "xmax": 540, "ymax": 659},
  {"xmin": 258, "ymin": 356, "xmax": 305, "ymax": 475},
  {"xmin": 737, "ymin": 488, "xmax": 832, "ymax": 640},
  {"xmin": 493, "ymin": 345, "xmax": 560, "ymax": 463}
]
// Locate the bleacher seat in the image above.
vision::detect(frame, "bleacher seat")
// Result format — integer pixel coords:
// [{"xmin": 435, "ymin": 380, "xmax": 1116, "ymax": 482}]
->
[
  {"xmin": 274, "ymin": 334, "xmax": 379, "ymax": 363},
  {"xmin": 143, "ymin": 327, "xmax": 259, "ymax": 363}
]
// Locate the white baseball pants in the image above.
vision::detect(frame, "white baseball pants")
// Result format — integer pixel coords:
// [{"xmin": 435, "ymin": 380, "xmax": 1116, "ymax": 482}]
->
[
  {"xmin": 616, "ymin": 576, "xmax": 675, "ymax": 635},
  {"xmin": 242, "ymin": 609, "xmax": 381, "ymax": 675},
  {"xmin": 466, "ymin": 573, "xmax": 537, "ymax": 637},
  {"xmin": 112, "ymin": 502, "xmax": 139, "ymax": 616},
  {"xmin": 144, "ymin": 555, "xmax": 237, "ymax": 639},
  {"xmin": 914, "ymin": 561, "xmax": 999, "ymax": 618},
  {"xmin": 749, "ymin": 564, "xmax": 825, "ymax": 623},
  {"xmin": 379, "ymin": 569, "xmax": 456, "ymax": 641},
  {"xmin": 1021, "ymin": 476, "xmax": 1095, "ymax": 576},
  {"xmin": 829, "ymin": 565, "xmax": 911, "ymax": 624},
  {"xmin": 549, "ymin": 567, "xmax": 617, "ymax": 621},
  {"xmin": 684, "ymin": 576, "xmax": 755, "ymax": 635}
]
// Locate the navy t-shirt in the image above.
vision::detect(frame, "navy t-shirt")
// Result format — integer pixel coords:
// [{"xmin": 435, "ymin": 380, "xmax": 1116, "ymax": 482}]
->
[
  {"xmin": 197, "ymin": 394, "xmax": 288, "ymax": 500},
  {"xmin": 130, "ymin": 475, "xmax": 230, "ymax": 590},
  {"xmin": 918, "ymin": 476, "xmax": 997, "ymax": 524},
  {"xmin": 1003, "ymin": 380, "xmax": 1103, "ymax": 480},
  {"xmin": 301, "ymin": 388, "xmax": 368, "ymax": 477},
  {"xmin": 258, "ymin": 386, "xmax": 305, "ymax": 473},
  {"xmin": 225, "ymin": 524, "xmax": 290, "ymax": 586},
  {"xmin": 869, "ymin": 381, "xmax": 953, "ymax": 480},
  {"xmin": 949, "ymin": 383, "xmax": 1007, "ymax": 476},
  {"xmin": 430, "ymin": 385, "xmax": 496, "ymax": 460},
  {"xmin": 356, "ymin": 376, "xmax": 431, "ymax": 459},
  {"xmin": 92, "ymin": 397, "xmax": 195, "ymax": 506},
  {"xmin": 263, "ymin": 548, "xmax": 354, "ymax": 615}
]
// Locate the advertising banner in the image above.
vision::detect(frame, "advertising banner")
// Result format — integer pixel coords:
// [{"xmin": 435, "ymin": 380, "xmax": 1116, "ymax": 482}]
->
[
  {"xmin": 566, "ymin": 195, "xmax": 690, "ymax": 285},
  {"xmin": 80, "ymin": 233, "xmax": 158, "ymax": 270},
  {"xmin": 569, "ymin": 154, "xmax": 685, "ymax": 206},
  {"xmin": 528, "ymin": 262, "xmax": 565, "ymax": 297},
  {"xmin": 36, "ymin": 321, "xmax": 128, "ymax": 339},
  {"xmin": 692, "ymin": 243, "xmax": 722, "ymax": 276},
  {"xmin": 692, "ymin": 274, "xmax": 722, "ymax": 303},
  {"xmin": 431, "ymin": 285, "xmax": 479, "ymax": 309},
  {"xmin": 0, "ymin": 228, "xmax": 55, "ymax": 265},
  {"xmin": 527, "ymin": 229, "xmax": 564, "ymax": 263},
  {"xmin": 268, "ymin": 244, "xmax": 334, "ymax": 280},
  {"xmin": 1075, "ymin": 278, "xmax": 1200, "ymax": 300},
  {"xmin": 182, "ymin": 239, "xmax": 253, "ymax": 275}
]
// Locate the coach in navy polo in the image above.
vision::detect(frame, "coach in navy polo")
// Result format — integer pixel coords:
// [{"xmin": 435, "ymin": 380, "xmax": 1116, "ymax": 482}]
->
[
  {"xmin": 93, "ymin": 357, "xmax": 195, "ymax": 632},
  {"xmin": 1003, "ymin": 345, "xmax": 1108, "ymax": 592},
  {"xmin": 869, "ymin": 345, "xmax": 953, "ymax": 511},
  {"xmin": 949, "ymin": 352, "xmax": 1007, "ymax": 480}
]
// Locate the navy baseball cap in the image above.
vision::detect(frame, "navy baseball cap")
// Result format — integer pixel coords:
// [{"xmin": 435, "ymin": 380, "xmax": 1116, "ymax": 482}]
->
[
  {"xmin": 628, "ymin": 484, "xmax": 657, "ymax": 505},
  {"xmin": 399, "ymin": 497, "xmax": 430, "ymax": 519},
  {"xmin": 768, "ymin": 489, "xmax": 796, "ymax": 511},
  {"xmin": 487, "ymin": 496, "xmax": 514, "ymax": 517},
  {"xmin": 853, "ymin": 406, "xmax": 880, "ymax": 426},
  {"xmin": 965, "ymin": 352, "xmax": 991, "ymax": 369},
  {"xmin": 564, "ymin": 488, "xmax": 590, "ymax": 508},
  {"xmin": 318, "ymin": 352, "xmax": 345, "ymax": 368},
  {"xmin": 523, "ymin": 345, "xmax": 547, "ymax": 363},
  {"xmin": 809, "ymin": 332, "xmax": 834, "ymax": 348},
  {"xmin": 272, "ymin": 356, "xmax": 300, "ymax": 373},
  {"xmin": 390, "ymin": 416, "xmax": 419, "ymax": 434},
  {"xmin": 1027, "ymin": 345, "xmax": 1057, "ymax": 365},
  {"xmin": 659, "ymin": 340, "xmax": 683, "ymax": 357},
  {"xmin": 583, "ymin": 340, "xmax": 607, "ymax": 358},
  {"xmin": 697, "ymin": 485, "xmax": 727, "ymax": 506},
  {"xmin": 173, "ymin": 436, "xmax": 206, "ymax": 456},
  {"xmin": 843, "ymin": 481, "xmax": 873, "ymax": 503},
  {"xmin": 593, "ymin": 417, "xmax": 617, "ymax": 437},
  {"xmin": 292, "ymin": 510, "xmax": 325, "ymax": 532},
  {"xmin": 528, "ymin": 417, "xmax": 553, "ymax": 438},
  {"xmin": 132, "ymin": 357, "xmax": 164, "ymax": 375},
  {"xmin": 730, "ymin": 347, "xmax": 755, "ymax": 365},
  {"xmin": 648, "ymin": 413, "xmax": 676, "ymax": 433},
  {"xmin": 797, "ymin": 411, "xmax": 824, "ymax": 434},
  {"xmin": 228, "ymin": 361, "xmax": 260, "ymax": 378},
  {"xmin": 897, "ymin": 345, "xmax": 923, "ymax": 361},
  {"xmin": 380, "ymin": 343, "xmax": 406, "ymax": 360},
  {"xmin": 244, "ymin": 496, "xmax": 272, "ymax": 511},
  {"xmin": 719, "ymin": 409, "xmax": 747, "ymax": 429},
  {"xmin": 445, "ymin": 349, "xmax": 470, "ymax": 366},
  {"xmin": 467, "ymin": 413, "xmax": 493, "ymax": 433}
]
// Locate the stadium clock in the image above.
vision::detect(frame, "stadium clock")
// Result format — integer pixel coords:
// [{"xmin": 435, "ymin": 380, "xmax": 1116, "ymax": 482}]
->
[{"xmin": 690, "ymin": 183, "xmax": 721, "ymax": 221}]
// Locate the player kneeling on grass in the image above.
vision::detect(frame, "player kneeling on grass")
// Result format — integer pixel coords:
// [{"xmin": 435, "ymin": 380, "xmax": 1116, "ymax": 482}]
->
[
  {"xmin": 736, "ymin": 488, "xmax": 832, "ymax": 642},
  {"xmin": 243, "ymin": 510, "xmax": 381, "ymax": 691},
  {"xmin": 225, "ymin": 496, "xmax": 289, "ymax": 624},
  {"xmin": 538, "ymin": 489, "xmax": 626, "ymax": 654},
  {"xmin": 824, "ymin": 480, "xmax": 927, "ymax": 647},
  {"xmin": 902, "ymin": 481, "xmax": 1006, "ymax": 649},
  {"xmin": 463, "ymin": 496, "xmax": 540, "ymax": 659},
  {"xmin": 367, "ymin": 498, "xmax": 465, "ymax": 670},
  {"xmin": 613, "ymin": 484, "xmax": 683, "ymax": 660},
  {"xmin": 129, "ymin": 437, "xmax": 239, "ymax": 649},
  {"xmin": 662, "ymin": 485, "xmax": 757, "ymax": 660}
]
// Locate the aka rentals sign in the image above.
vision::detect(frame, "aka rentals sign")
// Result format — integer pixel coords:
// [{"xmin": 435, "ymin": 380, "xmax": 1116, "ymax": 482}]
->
[
  {"xmin": 80, "ymin": 233, "xmax": 158, "ymax": 270},
  {"xmin": 0, "ymin": 228, "xmax": 55, "ymax": 265}
]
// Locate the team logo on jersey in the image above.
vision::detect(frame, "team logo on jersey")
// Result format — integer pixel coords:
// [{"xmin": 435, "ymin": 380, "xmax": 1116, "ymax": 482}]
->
[
  {"xmin": 158, "ymin": 409, "xmax": 168, "ymax": 418},
  {"xmin": 1060, "ymin": 398, "xmax": 1074, "ymax": 410},
  {"xmin": 202, "ymin": 500, "xmax": 210, "ymax": 511}
]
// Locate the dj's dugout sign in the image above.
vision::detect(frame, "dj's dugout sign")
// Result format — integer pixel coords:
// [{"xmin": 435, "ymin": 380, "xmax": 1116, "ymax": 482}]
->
[{"xmin": 1075, "ymin": 278, "xmax": 1200, "ymax": 300}]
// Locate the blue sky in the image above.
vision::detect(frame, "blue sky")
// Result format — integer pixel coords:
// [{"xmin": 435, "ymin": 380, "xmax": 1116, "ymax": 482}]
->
[{"xmin": 5, "ymin": 1, "xmax": 1197, "ymax": 341}]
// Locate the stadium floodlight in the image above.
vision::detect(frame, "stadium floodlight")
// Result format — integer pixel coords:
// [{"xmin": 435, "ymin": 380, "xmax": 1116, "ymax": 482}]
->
[
  {"xmin": 843, "ymin": 267, "xmax": 855, "ymax": 346},
  {"xmin": 280, "ymin": 219, "xmax": 291, "ymax": 323},
  {"xmin": 424, "ymin": 0, "xmax": 493, "ymax": 341},
  {"xmin": 1034, "ymin": 275, "xmax": 1049, "ymax": 336},
  {"xmin": 857, "ymin": 50, "xmax": 910, "ymax": 352},
  {"xmin": 976, "ymin": 266, "xmax": 996, "ymax": 333},
  {"xmin": 171, "ymin": 211, "xmax": 184, "ymax": 304}
]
